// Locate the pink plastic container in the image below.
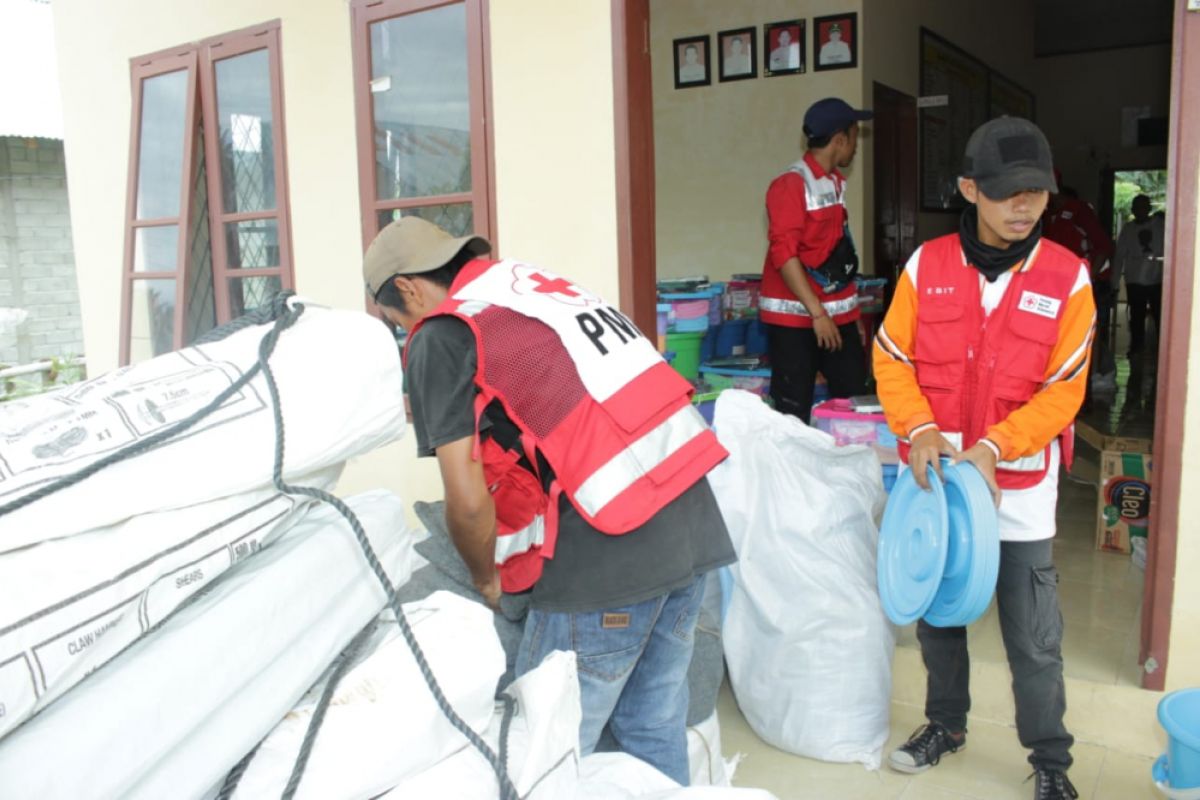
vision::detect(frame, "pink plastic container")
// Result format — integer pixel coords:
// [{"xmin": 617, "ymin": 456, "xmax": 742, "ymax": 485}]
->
[{"xmin": 811, "ymin": 398, "xmax": 888, "ymax": 445}]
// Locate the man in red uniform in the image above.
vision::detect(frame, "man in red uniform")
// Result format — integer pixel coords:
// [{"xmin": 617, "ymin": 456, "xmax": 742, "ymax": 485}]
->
[
  {"xmin": 1042, "ymin": 173, "xmax": 1115, "ymax": 343},
  {"xmin": 875, "ymin": 118, "xmax": 1093, "ymax": 800},
  {"xmin": 760, "ymin": 97, "xmax": 872, "ymax": 422}
]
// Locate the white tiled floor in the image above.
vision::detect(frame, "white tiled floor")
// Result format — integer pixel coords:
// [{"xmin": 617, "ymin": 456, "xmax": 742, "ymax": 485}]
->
[{"xmin": 718, "ymin": 684, "xmax": 1161, "ymax": 799}]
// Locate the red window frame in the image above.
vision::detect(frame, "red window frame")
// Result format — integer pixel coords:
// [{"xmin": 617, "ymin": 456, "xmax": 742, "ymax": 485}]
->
[
  {"xmin": 349, "ymin": 0, "xmax": 496, "ymax": 264},
  {"xmin": 121, "ymin": 21, "xmax": 295, "ymax": 364}
]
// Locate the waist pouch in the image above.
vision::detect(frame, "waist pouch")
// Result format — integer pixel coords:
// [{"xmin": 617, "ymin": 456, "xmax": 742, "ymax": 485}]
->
[{"xmin": 811, "ymin": 230, "xmax": 859, "ymax": 293}]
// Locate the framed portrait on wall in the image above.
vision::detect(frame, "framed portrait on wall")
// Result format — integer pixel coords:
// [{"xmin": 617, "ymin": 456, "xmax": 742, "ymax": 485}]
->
[
  {"xmin": 718, "ymin": 27, "xmax": 757, "ymax": 82},
  {"xmin": 813, "ymin": 13, "xmax": 857, "ymax": 71},
  {"xmin": 673, "ymin": 35, "xmax": 711, "ymax": 89},
  {"xmin": 763, "ymin": 20, "xmax": 804, "ymax": 77}
]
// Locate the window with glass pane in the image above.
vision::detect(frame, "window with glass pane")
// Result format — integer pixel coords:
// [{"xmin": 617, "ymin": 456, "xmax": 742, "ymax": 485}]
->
[
  {"xmin": 353, "ymin": 0, "xmax": 491, "ymax": 275},
  {"xmin": 122, "ymin": 24, "xmax": 293, "ymax": 365}
]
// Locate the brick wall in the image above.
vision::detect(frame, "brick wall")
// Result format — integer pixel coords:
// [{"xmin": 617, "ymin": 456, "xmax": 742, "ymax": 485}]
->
[{"xmin": 0, "ymin": 136, "xmax": 83, "ymax": 366}]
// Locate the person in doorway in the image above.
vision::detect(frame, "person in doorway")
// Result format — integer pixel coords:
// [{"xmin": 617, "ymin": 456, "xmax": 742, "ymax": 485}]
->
[
  {"xmin": 1113, "ymin": 194, "xmax": 1165, "ymax": 356},
  {"xmin": 760, "ymin": 96, "xmax": 872, "ymax": 422},
  {"xmin": 678, "ymin": 43, "xmax": 705, "ymax": 83},
  {"xmin": 768, "ymin": 27, "xmax": 800, "ymax": 71},
  {"xmin": 363, "ymin": 216, "xmax": 736, "ymax": 785},
  {"xmin": 725, "ymin": 34, "xmax": 751, "ymax": 76},
  {"xmin": 1042, "ymin": 172, "xmax": 1115, "ymax": 388},
  {"xmin": 818, "ymin": 22, "xmax": 852, "ymax": 66},
  {"xmin": 874, "ymin": 117, "xmax": 1094, "ymax": 800}
]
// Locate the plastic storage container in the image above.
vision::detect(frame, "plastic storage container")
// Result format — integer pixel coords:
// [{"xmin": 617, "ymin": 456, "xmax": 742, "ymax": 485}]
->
[
  {"xmin": 698, "ymin": 363, "xmax": 771, "ymax": 397},
  {"xmin": 655, "ymin": 303, "xmax": 670, "ymax": 352},
  {"xmin": 661, "ymin": 292, "xmax": 711, "ymax": 333},
  {"xmin": 811, "ymin": 398, "xmax": 888, "ymax": 445},
  {"xmin": 666, "ymin": 331, "xmax": 705, "ymax": 381},
  {"xmin": 724, "ymin": 278, "xmax": 761, "ymax": 319},
  {"xmin": 857, "ymin": 277, "xmax": 888, "ymax": 313},
  {"xmin": 713, "ymin": 319, "xmax": 749, "ymax": 357}
]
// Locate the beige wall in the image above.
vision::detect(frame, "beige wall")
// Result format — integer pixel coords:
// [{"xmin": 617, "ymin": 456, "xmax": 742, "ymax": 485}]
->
[
  {"xmin": 488, "ymin": 1, "xmax": 620, "ymax": 302},
  {"xmin": 1168, "ymin": 161, "xmax": 1200, "ymax": 692},
  {"xmin": 1037, "ymin": 44, "xmax": 1171, "ymax": 209},
  {"xmin": 860, "ymin": 0, "xmax": 1038, "ymax": 254},
  {"xmin": 651, "ymin": 0, "xmax": 865, "ymax": 282},
  {"xmin": 50, "ymin": 0, "xmax": 622, "ymax": 513}
]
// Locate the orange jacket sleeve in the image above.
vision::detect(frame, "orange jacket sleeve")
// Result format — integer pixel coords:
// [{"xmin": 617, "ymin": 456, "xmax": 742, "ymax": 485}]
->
[
  {"xmin": 986, "ymin": 265, "xmax": 1096, "ymax": 460},
  {"xmin": 873, "ymin": 258, "xmax": 937, "ymax": 439}
]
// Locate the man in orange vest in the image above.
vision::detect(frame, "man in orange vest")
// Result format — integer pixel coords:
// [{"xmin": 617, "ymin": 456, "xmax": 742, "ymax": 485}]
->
[
  {"xmin": 363, "ymin": 217, "xmax": 735, "ymax": 785},
  {"xmin": 760, "ymin": 97, "xmax": 872, "ymax": 422},
  {"xmin": 874, "ymin": 118, "xmax": 1094, "ymax": 800}
]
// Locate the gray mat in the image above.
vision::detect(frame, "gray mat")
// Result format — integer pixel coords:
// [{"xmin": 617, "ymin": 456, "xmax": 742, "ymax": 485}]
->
[{"xmin": 406, "ymin": 501, "xmax": 723, "ymax": 723}]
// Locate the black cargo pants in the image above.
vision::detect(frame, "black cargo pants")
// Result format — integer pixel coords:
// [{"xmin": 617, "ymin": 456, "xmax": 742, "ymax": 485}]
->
[{"xmin": 916, "ymin": 538, "xmax": 1074, "ymax": 771}]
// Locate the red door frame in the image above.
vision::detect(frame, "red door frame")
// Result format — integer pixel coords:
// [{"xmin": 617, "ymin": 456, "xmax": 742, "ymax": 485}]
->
[
  {"xmin": 1140, "ymin": 0, "xmax": 1199, "ymax": 691},
  {"xmin": 611, "ymin": 0, "xmax": 657, "ymax": 339}
]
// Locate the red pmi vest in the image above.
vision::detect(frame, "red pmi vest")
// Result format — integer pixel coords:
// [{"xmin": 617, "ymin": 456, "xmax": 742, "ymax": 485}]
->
[
  {"xmin": 759, "ymin": 157, "xmax": 860, "ymax": 328},
  {"xmin": 897, "ymin": 235, "xmax": 1080, "ymax": 490},
  {"xmin": 406, "ymin": 259, "xmax": 728, "ymax": 592}
]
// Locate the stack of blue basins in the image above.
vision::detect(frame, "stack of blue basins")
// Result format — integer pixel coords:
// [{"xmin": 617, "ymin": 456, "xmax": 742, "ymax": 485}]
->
[{"xmin": 877, "ymin": 461, "xmax": 1000, "ymax": 627}]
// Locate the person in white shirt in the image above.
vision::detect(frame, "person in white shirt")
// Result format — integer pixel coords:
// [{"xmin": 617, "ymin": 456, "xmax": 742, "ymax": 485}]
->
[
  {"xmin": 678, "ymin": 44, "xmax": 705, "ymax": 83},
  {"xmin": 819, "ymin": 23, "xmax": 852, "ymax": 66},
  {"xmin": 769, "ymin": 28, "xmax": 800, "ymax": 71},
  {"xmin": 725, "ymin": 35, "xmax": 751, "ymax": 76},
  {"xmin": 1113, "ymin": 194, "xmax": 1165, "ymax": 355}
]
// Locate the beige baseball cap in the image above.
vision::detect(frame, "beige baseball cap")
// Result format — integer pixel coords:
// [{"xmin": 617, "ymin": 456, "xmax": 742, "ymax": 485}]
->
[{"xmin": 363, "ymin": 216, "xmax": 491, "ymax": 297}]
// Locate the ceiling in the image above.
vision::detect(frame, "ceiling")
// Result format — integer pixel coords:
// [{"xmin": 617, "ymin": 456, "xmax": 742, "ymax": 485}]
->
[{"xmin": 1035, "ymin": 0, "xmax": 1174, "ymax": 56}]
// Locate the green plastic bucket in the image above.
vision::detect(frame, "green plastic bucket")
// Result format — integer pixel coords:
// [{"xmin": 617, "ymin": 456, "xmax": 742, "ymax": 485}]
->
[{"xmin": 666, "ymin": 331, "xmax": 705, "ymax": 381}]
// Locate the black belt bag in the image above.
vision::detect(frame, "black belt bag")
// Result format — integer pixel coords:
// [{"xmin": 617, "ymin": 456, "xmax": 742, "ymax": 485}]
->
[{"xmin": 813, "ymin": 229, "xmax": 859, "ymax": 291}]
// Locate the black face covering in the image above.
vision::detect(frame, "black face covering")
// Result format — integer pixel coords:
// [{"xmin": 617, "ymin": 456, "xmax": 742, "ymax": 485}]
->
[{"xmin": 959, "ymin": 205, "xmax": 1042, "ymax": 283}]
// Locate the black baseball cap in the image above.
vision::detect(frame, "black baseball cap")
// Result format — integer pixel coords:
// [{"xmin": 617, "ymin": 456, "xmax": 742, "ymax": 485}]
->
[
  {"xmin": 962, "ymin": 117, "xmax": 1057, "ymax": 200},
  {"xmin": 803, "ymin": 97, "xmax": 873, "ymax": 139}
]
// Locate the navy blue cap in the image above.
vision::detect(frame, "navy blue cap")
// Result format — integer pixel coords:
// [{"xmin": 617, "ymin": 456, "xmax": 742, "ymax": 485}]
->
[{"xmin": 803, "ymin": 97, "xmax": 873, "ymax": 139}]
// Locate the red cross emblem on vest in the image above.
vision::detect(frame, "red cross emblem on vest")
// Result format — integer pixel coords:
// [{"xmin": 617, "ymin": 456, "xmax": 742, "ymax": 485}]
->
[
  {"xmin": 529, "ymin": 273, "xmax": 580, "ymax": 298},
  {"xmin": 509, "ymin": 263, "xmax": 599, "ymax": 308}
]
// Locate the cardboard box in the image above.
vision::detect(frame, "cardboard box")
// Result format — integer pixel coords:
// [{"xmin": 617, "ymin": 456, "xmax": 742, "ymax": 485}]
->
[
  {"xmin": 1075, "ymin": 420, "xmax": 1153, "ymax": 454},
  {"xmin": 1096, "ymin": 450, "xmax": 1153, "ymax": 554}
]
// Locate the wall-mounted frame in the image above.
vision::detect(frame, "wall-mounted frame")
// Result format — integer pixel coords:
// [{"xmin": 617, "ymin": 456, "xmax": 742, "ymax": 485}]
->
[
  {"xmin": 673, "ymin": 34, "xmax": 711, "ymax": 89},
  {"xmin": 813, "ymin": 12, "xmax": 858, "ymax": 71},
  {"xmin": 764, "ymin": 19, "xmax": 804, "ymax": 77},
  {"xmin": 718, "ymin": 27, "xmax": 757, "ymax": 82},
  {"xmin": 919, "ymin": 27, "xmax": 989, "ymax": 211},
  {"xmin": 989, "ymin": 69, "xmax": 1036, "ymax": 120}
]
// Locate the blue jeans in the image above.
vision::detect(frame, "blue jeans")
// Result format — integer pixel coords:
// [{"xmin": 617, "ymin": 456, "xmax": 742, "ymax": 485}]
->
[{"xmin": 515, "ymin": 575, "xmax": 705, "ymax": 785}]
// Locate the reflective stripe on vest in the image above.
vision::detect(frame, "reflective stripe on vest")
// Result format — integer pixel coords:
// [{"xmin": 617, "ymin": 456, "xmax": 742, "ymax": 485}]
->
[
  {"xmin": 937, "ymin": 431, "xmax": 1047, "ymax": 474},
  {"xmin": 494, "ymin": 514, "xmax": 545, "ymax": 564},
  {"xmin": 759, "ymin": 294, "xmax": 859, "ymax": 319},
  {"xmin": 573, "ymin": 403, "xmax": 709, "ymax": 517},
  {"xmin": 787, "ymin": 159, "xmax": 844, "ymax": 211}
]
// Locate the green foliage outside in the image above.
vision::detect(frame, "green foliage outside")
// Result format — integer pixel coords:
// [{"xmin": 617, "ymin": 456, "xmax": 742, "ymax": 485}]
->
[
  {"xmin": 0, "ymin": 356, "xmax": 87, "ymax": 403},
  {"xmin": 1113, "ymin": 170, "xmax": 1168, "ymax": 233}
]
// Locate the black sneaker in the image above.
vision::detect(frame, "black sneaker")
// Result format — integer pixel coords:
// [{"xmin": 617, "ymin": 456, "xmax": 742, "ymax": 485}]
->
[
  {"xmin": 887, "ymin": 722, "xmax": 966, "ymax": 774},
  {"xmin": 1029, "ymin": 768, "xmax": 1078, "ymax": 799}
]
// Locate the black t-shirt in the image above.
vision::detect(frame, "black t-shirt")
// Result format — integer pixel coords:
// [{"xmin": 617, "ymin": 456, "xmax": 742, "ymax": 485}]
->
[{"xmin": 405, "ymin": 315, "xmax": 736, "ymax": 612}]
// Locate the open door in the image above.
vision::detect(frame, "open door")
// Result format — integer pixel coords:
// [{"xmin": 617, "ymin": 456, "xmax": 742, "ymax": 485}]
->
[{"xmin": 872, "ymin": 82, "xmax": 918, "ymax": 285}]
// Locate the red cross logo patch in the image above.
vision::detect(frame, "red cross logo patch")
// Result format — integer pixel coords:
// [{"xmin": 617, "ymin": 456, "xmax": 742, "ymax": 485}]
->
[{"xmin": 509, "ymin": 264, "xmax": 600, "ymax": 307}]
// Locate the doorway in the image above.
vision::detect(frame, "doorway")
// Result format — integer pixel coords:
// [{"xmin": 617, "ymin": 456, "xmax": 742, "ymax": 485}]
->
[{"xmin": 871, "ymin": 82, "xmax": 918, "ymax": 286}]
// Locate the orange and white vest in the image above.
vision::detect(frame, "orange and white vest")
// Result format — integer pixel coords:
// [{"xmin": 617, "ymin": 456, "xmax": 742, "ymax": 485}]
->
[
  {"xmin": 898, "ymin": 236, "xmax": 1079, "ymax": 490},
  {"xmin": 406, "ymin": 259, "xmax": 728, "ymax": 592}
]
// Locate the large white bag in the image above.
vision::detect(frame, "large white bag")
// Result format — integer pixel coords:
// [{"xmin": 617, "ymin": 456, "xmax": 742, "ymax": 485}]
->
[
  {"xmin": 0, "ymin": 490, "xmax": 417, "ymax": 800},
  {"xmin": 0, "ymin": 467, "xmax": 338, "ymax": 740},
  {"xmin": 708, "ymin": 391, "xmax": 894, "ymax": 769},
  {"xmin": 230, "ymin": 591, "xmax": 506, "ymax": 799},
  {"xmin": 0, "ymin": 305, "xmax": 404, "ymax": 550},
  {"xmin": 379, "ymin": 649, "xmax": 582, "ymax": 800}
]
